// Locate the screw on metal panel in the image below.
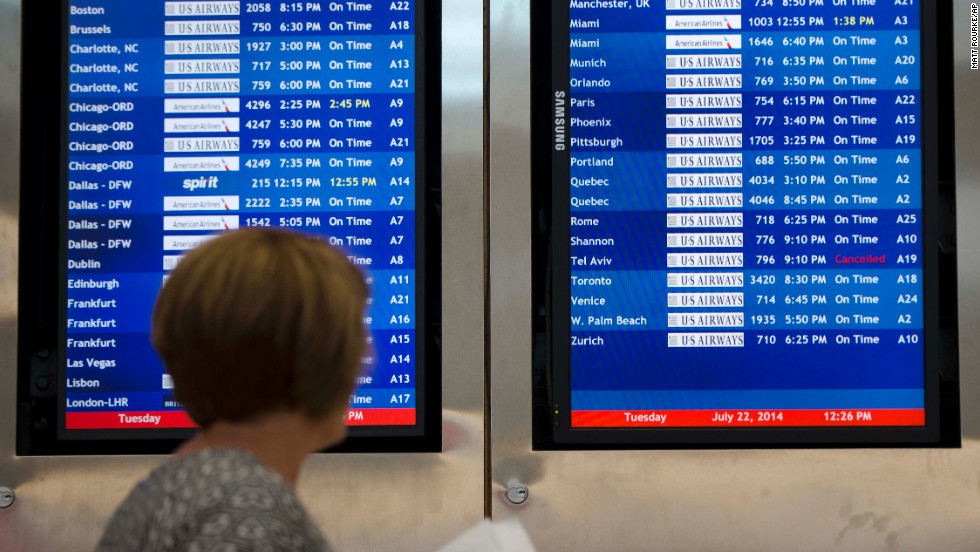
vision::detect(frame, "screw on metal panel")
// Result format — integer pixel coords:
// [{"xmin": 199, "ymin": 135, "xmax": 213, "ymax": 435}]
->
[
  {"xmin": 505, "ymin": 481, "xmax": 528, "ymax": 505},
  {"xmin": 0, "ymin": 487, "xmax": 14, "ymax": 509}
]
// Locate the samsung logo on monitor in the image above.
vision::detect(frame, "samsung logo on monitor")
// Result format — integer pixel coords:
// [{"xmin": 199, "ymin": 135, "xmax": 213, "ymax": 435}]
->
[{"xmin": 553, "ymin": 90, "xmax": 566, "ymax": 151}]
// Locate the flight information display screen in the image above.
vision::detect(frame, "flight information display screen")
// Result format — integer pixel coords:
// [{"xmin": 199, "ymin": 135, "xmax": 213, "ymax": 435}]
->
[
  {"xmin": 18, "ymin": 0, "xmax": 440, "ymax": 453},
  {"xmin": 532, "ymin": 0, "xmax": 958, "ymax": 447}
]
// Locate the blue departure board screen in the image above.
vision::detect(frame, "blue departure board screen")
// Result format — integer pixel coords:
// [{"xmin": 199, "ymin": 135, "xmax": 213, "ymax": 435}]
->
[
  {"xmin": 30, "ymin": 0, "xmax": 440, "ymax": 447},
  {"xmin": 533, "ymin": 0, "xmax": 958, "ymax": 447}
]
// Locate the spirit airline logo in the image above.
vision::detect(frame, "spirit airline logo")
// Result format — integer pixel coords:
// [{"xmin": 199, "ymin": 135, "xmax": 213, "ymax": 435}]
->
[{"xmin": 182, "ymin": 176, "xmax": 218, "ymax": 191}]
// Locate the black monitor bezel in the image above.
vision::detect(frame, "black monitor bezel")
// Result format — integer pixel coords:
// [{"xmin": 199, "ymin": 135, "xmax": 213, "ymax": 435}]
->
[
  {"xmin": 530, "ymin": 0, "xmax": 960, "ymax": 450},
  {"xmin": 18, "ymin": 0, "xmax": 442, "ymax": 455}
]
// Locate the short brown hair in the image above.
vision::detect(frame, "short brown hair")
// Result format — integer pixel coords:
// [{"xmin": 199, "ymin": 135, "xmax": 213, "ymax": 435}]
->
[{"xmin": 152, "ymin": 228, "xmax": 368, "ymax": 427}]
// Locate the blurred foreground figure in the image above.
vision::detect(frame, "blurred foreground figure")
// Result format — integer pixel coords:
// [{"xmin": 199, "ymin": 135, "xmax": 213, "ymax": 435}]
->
[{"xmin": 97, "ymin": 228, "xmax": 368, "ymax": 552}]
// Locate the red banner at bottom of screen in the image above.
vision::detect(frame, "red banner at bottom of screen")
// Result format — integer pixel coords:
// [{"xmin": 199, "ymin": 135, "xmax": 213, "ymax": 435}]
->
[
  {"xmin": 571, "ymin": 409, "xmax": 926, "ymax": 428},
  {"xmin": 66, "ymin": 409, "xmax": 416, "ymax": 430},
  {"xmin": 344, "ymin": 408, "xmax": 416, "ymax": 426}
]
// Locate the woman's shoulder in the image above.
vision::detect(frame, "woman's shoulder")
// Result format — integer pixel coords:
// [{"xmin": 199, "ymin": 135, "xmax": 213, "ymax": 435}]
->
[
  {"xmin": 157, "ymin": 448, "xmax": 283, "ymax": 487},
  {"xmin": 97, "ymin": 449, "xmax": 333, "ymax": 552}
]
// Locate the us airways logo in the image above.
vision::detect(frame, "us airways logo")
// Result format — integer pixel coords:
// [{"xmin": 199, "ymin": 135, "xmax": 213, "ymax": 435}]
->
[{"xmin": 183, "ymin": 176, "xmax": 219, "ymax": 191}]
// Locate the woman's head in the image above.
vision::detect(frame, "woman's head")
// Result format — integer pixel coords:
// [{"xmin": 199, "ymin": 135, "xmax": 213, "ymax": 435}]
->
[{"xmin": 152, "ymin": 228, "xmax": 369, "ymax": 430}]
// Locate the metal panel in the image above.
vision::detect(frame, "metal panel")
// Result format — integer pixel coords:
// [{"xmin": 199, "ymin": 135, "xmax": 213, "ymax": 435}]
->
[
  {"xmin": 489, "ymin": 1, "xmax": 980, "ymax": 551},
  {"xmin": 0, "ymin": 1, "xmax": 486, "ymax": 550}
]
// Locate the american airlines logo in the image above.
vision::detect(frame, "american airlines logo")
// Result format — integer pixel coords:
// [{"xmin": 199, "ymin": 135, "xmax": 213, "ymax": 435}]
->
[{"xmin": 183, "ymin": 176, "xmax": 219, "ymax": 191}]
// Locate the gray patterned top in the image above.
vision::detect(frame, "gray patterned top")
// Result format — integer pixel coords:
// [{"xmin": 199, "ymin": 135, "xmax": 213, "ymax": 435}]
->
[{"xmin": 96, "ymin": 449, "xmax": 334, "ymax": 552}]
